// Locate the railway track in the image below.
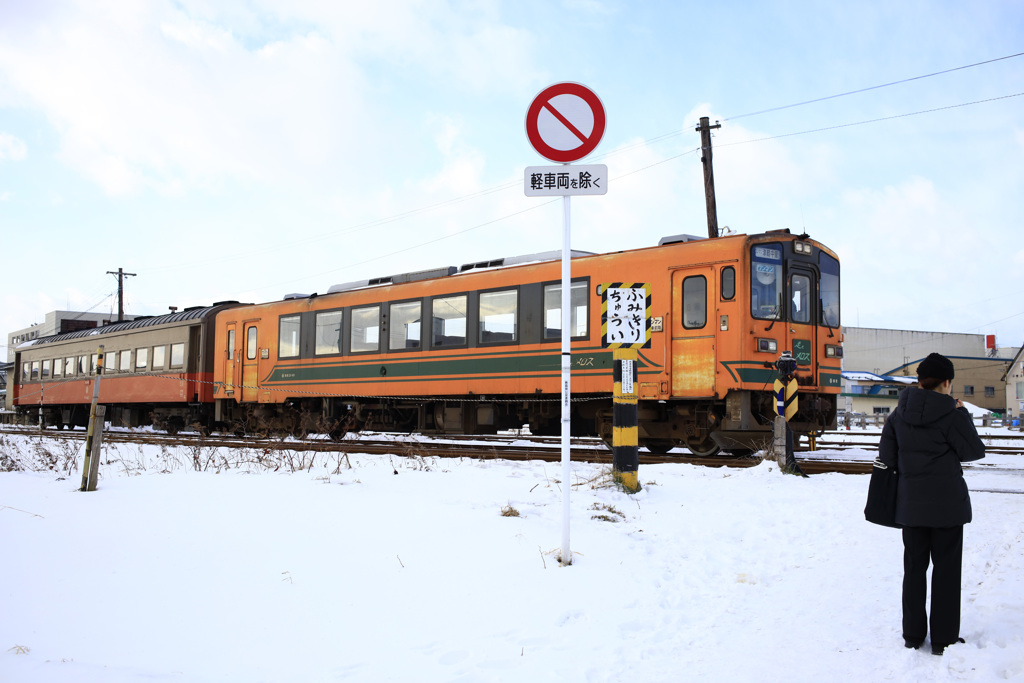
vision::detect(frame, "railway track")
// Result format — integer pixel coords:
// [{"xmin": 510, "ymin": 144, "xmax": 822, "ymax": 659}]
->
[{"xmin": 2, "ymin": 425, "xmax": 1020, "ymax": 476}]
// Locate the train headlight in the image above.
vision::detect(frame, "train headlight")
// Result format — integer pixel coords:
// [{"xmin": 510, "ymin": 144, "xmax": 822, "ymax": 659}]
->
[
  {"xmin": 757, "ymin": 338, "xmax": 778, "ymax": 353},
  {"xmin": 794, "ymin": 241, "xmax": 812, "ymax": 254},
  {"xmin": 825, "ymin": 344, "xmax": 844, "ymax": 358}
]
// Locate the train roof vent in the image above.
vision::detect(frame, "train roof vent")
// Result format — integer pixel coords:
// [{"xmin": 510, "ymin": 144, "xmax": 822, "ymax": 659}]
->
[
  {"xmin": 327, "ymin": 279, "xmax": 371, "ymax": 294},
  {"xmin": 327, "ymin": 266, "xmax": 458, "ymax": 294},
  {"xmin": 459, "ymin": 249, "xmax": 594, "ymax": 273},
  {"xmin": 392, "ymin": 266, "xmax": 458, "ymax": 284},
  {"xmin": 658, "ymin": 234, "xmax": 705, "ymax": 246},
  {"xmin": 283, "ymin": 293, "xmax": 312, "ymax": 300}
]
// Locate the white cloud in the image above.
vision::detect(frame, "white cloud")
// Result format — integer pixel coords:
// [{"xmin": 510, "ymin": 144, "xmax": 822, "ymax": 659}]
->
[
  {"xmin": 0, "ymin": 1, "xmax": 539, "ymax": 198},
  {"xmin": 0, "ymin": 132, "xmax": 27, "ymax": 160}
]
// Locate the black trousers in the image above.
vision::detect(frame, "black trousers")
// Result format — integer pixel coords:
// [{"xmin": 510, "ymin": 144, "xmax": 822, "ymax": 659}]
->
[{"xmin": 902, "ymin": 525, "xmax": 964, "ymax": 645}]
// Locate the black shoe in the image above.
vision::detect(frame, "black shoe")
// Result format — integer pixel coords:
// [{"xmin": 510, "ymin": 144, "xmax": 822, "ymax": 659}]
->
[
  {"xmin": 904, "ymin": 638, "xmax": 923, "ymax": 650},
  {"xmin": 931, "ymin": 637, "xmax": 965, "ymax": 655}
]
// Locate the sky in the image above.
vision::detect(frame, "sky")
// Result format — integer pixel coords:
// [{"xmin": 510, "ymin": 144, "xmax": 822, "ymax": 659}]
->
[{"xmin": 1, "ymin": 0, "xmax": 1023, "ymax": 354}]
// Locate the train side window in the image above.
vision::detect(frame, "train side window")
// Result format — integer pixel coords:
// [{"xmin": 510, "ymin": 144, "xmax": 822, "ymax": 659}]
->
[
  {"xmin": 170, "ymin": 343, "xmax": 185, "ymax": 368},
  {"xmin": 791, "ymin": 274, "xmax": 811, "ymax": 324},
  {"xmin": 227, "ymin": 330, "xmax": 235, "ymax": 361},
  {"xmin": 41, "ymin": 360, "xmax": 51, "ymax": 379},
  {"xmin": 22, "ymin": 362, "xmax": 30, "ymax": 381},
  {"xmin": 351, "ymin": 305, "xmax": 381, "ymax": 353},
  {"xmin": 153, "ymin": 345, "xmax": 166, "ymax": 369},
  {"xmin": 53, "ymin": 358, "xmax": 63, "ymax": 378},
  {"xmin": 682, "ymin": 275, "xmax": 707, "ymax": 329},
  {"xmin": 389, "ymin": 301, "xmax": 422, "ymax": 350},
  {"xmin": 279, "ymin": 315, "xmax": 301, "ymax": 358},
  {"xmin": 106, "ymin": 352, "xmax": 117, "ymax": 374},
  {"xmin": 77, "ymin": 355, "xmax": 87, "ymax": 375},
  {"xmin": 90, "ymin": 353, "xmax": 98, "ymax": 374},
  {"xmin": 120, "ymin": 351, "xmax": 132, "ymax": 372},
  {"xmin": 819, "ymin": 251, "xmax": 840, "ymax": 328},
  {"xmin": 315, "ymin": 310, "xmax": 344, "ymax": 355},
  {"xmin": 246, "ymin": 329, "xmax": 257, "ymax": 361},
  {"xmin": 64, "ymin": 358, "xmax": 75, "ymax": 376},
  {"xmin": 543, "ymin": 281, "xmax": 589, "ymax": 339},
  {"xmin": 721, "ymin": 267, "xmax": 735, "ymax": 300},
  {"xmin": 135, "ymin": 347, "xmax": 148, "ymax": 371},
  {"xmin": 479, "ymin": 289, "xmax": 517, "ymax": 344},
  {"xmin": 432, "ymin": 295, "xmax": 467, "ymax": 347}
]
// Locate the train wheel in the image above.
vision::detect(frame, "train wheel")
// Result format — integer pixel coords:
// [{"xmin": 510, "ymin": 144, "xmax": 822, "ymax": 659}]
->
[
  {"xmin": 165, "ymin": 417, "xmax": 184, "ymax": 436},
  {"xmin": 685, "ymin": 437, "xmax": 721, "ymax": 457},
  {"xmin": 642, "ymin": 439, "xmax": 676, "ymax": 454}
]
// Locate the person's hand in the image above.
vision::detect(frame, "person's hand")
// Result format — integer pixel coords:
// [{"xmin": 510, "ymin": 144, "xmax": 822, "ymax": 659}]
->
[{"xmin": 955, "ymin": 399, "xmax": 964, "ymax": 409}]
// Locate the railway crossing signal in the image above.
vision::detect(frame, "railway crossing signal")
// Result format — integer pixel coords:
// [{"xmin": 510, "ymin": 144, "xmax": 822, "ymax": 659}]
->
[{"xmin": 773, "ymin": 352, "xmax": 807, "ymax": 477}]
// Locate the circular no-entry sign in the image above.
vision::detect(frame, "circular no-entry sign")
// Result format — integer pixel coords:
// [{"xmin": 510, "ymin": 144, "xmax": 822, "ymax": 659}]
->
[{"xmin": 525, "ymin": 82, "xmax": 606, "ymax": 164}]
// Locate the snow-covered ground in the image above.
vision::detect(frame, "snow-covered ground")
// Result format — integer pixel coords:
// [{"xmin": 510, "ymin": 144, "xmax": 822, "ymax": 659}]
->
[{"xmin": 2, "ymin": 429, "xmax": 1023, "ymax": 683}]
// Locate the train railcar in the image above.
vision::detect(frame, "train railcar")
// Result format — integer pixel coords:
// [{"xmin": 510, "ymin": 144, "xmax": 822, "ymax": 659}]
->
[
  {"xmin": 211, "ymin": 229, "xmax": 841, "ymax": 454},
  {"xmin": 11, "ymin": 303, "xmax": 241, "ymax": 432}
]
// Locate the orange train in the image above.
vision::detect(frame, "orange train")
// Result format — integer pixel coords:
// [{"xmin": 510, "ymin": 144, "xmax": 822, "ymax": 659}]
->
[{"xmin": 11, "ymin": 229, "xmax": 842, "ymax": 454}]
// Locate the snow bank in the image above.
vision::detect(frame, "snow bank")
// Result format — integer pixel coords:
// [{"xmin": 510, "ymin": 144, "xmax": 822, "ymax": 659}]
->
[{"xmin": 2, "ymin": 436, "xmax": 1023, "ymax": 682}]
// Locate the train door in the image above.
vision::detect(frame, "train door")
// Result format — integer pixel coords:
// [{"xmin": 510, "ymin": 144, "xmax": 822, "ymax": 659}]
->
[
  {"xmin": 788, "ymin": 266, "xmax": 818, "ymax": 385},
  {"xmin": 671, "ymin": 267, "xmax": 717, "ymax": 397},
  {"xmin": 242, "ymin": 324, "xmax": 260, "ymax": 402},
  {"xmin": 224, "ymin": 323, "xmax": 237, "ymax": 396}
]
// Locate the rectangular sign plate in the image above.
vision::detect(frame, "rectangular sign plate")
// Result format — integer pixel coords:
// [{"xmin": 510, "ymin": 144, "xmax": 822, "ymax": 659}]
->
[{"xmin": 524, "ymin": 164, "xmax": 608, "ymax": 196}]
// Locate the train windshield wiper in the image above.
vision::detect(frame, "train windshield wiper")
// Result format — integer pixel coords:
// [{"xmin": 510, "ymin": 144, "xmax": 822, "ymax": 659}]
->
[
  {"xmin": 820, "ymin": 300, "xmax": 835, "ymax": 338},
  {"xmin": 765, "ymin": 293, "xmax": 783, "ymax": 331}
]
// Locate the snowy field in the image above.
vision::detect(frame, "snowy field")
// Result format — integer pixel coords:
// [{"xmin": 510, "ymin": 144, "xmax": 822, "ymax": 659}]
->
[{"xmin": 2, "ymin": 429, "xmax": 1023, "ymax": 683}]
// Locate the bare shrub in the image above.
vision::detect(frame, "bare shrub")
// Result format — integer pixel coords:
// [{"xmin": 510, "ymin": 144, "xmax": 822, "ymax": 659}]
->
[{"xmin": 501, "ymin": 504, "xmax": 521, "ymax": 517}]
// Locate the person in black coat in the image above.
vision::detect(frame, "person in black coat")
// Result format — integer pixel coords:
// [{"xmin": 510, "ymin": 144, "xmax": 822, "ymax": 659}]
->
[{"xmin": 879, "ymin": 352, "xmax": 985, "ymax": 655}]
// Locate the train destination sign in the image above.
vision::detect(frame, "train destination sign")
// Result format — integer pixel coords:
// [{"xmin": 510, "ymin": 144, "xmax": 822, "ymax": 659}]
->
[
  {"xmin": 524, "ymin": 164, "xmax": 608, "ymax": 196},
  {"xmin": 525, "ymin": 82, "xmax": 606, "ymax": 163}
]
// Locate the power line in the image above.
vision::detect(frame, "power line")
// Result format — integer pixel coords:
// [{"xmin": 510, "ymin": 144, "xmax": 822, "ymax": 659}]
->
[
  {"xmin": 716, "ymin": 92, "xmax": 1024, "ymax": 150},
  {"xmin": 723, "ymin": 51, "xmax": 1024, "ymax": 121}
]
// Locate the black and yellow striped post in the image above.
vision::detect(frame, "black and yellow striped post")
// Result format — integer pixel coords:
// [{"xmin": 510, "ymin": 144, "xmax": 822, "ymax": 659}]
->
[
  {"xmin": 612, "ymin": 347, "xmax": 641, "ymax": 493},
  {"xmin": 80, "ymin": 346, "xmax": 106, "ymax": 492},
  {"xmin": 601, "ymin": 282, "xmax": 650, "ymax": 493},
  {"xmin": 773, "ymin": 352, "xmax": 807, "ymax": 477}
]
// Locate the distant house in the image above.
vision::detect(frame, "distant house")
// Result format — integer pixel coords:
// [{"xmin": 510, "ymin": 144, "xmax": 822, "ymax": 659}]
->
[
  {"xmin": 1001, "ymin": 344, "xmax": 1024, "ymax": 421},
  {"xmin": 841, "ymin": 371, "xmax": 916, "ymax": 417}
]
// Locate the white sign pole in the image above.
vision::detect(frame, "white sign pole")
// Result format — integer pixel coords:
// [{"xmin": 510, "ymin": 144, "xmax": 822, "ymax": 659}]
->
[{"xmin": 560, "ymin": 192, "xmax": 572, "ymax": 566}]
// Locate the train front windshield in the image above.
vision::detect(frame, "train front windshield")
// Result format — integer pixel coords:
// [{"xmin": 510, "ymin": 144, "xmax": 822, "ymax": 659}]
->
[
  {"xmin": 750, "ymin": 242, "xmax": 840, "ymax": 327},
  {"xmin": 751, "ymin": 244, "xmax": 783, "ymax": 320}
]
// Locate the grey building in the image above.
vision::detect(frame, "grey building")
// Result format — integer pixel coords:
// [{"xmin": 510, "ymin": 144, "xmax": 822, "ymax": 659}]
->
[
  {"xmin": 7, "ymin": 311, "xmax": 137, "ymax": 363},
  {"xmin": 841, "ymin": 327, "xmax": 1017, "ymax": 417}
]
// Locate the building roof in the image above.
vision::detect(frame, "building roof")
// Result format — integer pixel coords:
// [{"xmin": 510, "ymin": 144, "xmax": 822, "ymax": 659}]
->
[
  {"xmin": 16, "ymin": 304, "xmax": 235, "ymax": 349},
  {"xmin": 842, "ymin": 371, "xmax": 916, "ymax": 384}
]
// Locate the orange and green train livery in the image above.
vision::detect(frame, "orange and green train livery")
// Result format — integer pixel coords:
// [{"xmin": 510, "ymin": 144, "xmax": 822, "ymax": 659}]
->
[{"xmin": 11, "ymin": 229, "xmax": 842, "ymax": 455}]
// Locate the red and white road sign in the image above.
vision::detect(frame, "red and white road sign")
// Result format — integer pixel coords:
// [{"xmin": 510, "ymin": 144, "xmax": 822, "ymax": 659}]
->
[{"xmin": 525, "ymin": 82, "xmax": 606, "ymax": 164}]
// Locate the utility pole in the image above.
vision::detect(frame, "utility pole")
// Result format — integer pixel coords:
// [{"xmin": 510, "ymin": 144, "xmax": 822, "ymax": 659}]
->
[
  {"xmin": 106, "ymin": 268, "xmax": 137, "ymax": 322},
  {"xmin": 696, "ymin": 116, "xmax": 722, "ymax": 239}
]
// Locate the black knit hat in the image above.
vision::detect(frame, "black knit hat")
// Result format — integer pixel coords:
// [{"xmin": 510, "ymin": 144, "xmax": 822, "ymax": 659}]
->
[{"xmin": 917, "ymin": 352, "xmax": 955, "ymax": 381}]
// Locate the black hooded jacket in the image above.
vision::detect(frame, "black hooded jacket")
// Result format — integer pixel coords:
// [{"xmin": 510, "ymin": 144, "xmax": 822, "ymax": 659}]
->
[{"xmin": 879, "ymin": 387, "xmax": 985, "ymax": 528}]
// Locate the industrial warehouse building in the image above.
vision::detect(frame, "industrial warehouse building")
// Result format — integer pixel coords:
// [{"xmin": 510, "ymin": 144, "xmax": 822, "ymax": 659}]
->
[{"xmin": 840, "ymin": 327, "xmax": 1018, "ymax": 419}]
